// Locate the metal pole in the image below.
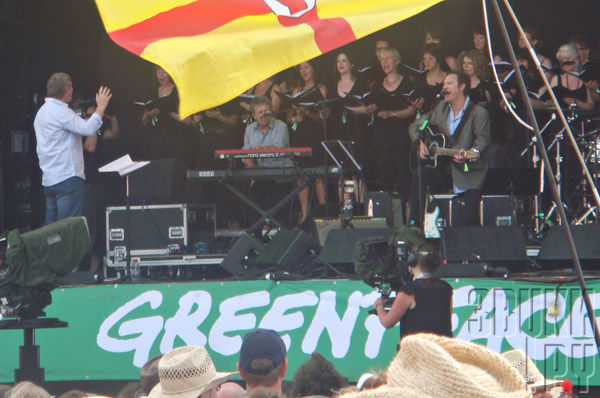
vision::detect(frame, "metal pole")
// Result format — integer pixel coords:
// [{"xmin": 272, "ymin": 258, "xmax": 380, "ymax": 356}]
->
[{"xmin": 487, "ymin": 0, "xmax": 600, "ymax": 352}]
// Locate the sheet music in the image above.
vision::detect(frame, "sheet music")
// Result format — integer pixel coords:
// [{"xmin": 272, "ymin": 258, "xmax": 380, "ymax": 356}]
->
[{"xmin": 98, "ymin": 154, "xmax": 149, "ymax": 176}]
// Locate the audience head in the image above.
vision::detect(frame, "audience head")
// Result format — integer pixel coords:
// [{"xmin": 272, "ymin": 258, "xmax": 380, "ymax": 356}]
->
[
  {"xmin": 238, "ymin": 329, "xmax": 287, "ymax": 392},
  {"xmin": 140, "ymin": 354, "xmax": 164, "ymax": 396},
  {"xmin": 117, "ymin": 382, "xmax": 141, "ymax": 398},
  {"xmin": 58, "ymin": 391, "xmax": 94, "ymax": 398},
  {"xmin": 215, "ymin": 382, "xmax": 244, "ymax": 398},
  {"xmin": 46, "ymin": 72, "xmax": 73, "ymax": 102},
  {"xmin": 292, "ymin": 352, "xmax": 349, "ymax": 397},
  {"xmin": 340, "ymin": 334, "xmax": 530, "ymax": 398},
  {"xmin": 5, "ymin": 382, "xmax": 51, "ymax": 398},
  {"xmin": 458, "ymin": 49, "xmax": 490, "ymax": 81},
  {"xmin": 148, "ymin": 346, "xmax": 237, "ymax": 398}
]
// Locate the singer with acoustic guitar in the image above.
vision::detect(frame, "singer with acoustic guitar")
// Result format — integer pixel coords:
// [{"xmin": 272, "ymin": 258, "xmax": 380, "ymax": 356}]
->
[{"xmin": 408, "ymin": 72, "xmax": 490, "ymax": 228}]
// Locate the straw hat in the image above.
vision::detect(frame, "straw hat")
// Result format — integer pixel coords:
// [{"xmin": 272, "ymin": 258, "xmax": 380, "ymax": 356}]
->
[
  {"xmin": 386, "ymin": 334, "xmax": 531, "ymax": 398},
  {"xmin": 148, "ymin": 346, "xmax": 238, "ymax": 398},
  {"xmin": 341, "ymin": 385, "xmax": 430, "ymax": 398},
  {"xmin": 501, "ymin": 349, "xmax": 563, "ymax": 392}
]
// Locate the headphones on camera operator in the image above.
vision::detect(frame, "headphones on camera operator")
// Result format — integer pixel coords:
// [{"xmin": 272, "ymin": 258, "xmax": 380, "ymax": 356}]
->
[{"xmin": 406, "ymin": 241, "xmax": 441, "ymax": 277}]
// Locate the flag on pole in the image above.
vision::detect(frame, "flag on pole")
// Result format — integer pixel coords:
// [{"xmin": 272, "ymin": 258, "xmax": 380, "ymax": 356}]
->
[{"xmin": 95, "ymin": 0, "xmax": 445, "ymax": 117}]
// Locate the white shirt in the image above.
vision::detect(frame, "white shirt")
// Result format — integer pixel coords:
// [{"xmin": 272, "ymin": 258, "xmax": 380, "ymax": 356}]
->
[{"xmin": 34, "ymin": 97, "xmax": 102, "ymax": 186}]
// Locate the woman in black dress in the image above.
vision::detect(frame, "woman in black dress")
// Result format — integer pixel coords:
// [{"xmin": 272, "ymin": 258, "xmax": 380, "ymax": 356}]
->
[
  {"xmin": 141, "ymin": 66, "xmax": 196, "ymax": 167},
  {"xmin": 414, "ymin": 43, "xmax": 447, "ymax": 113},
  {"xmin": 373, "ymin": 47, "xmax": 421, "ymax": 199},
  {"xmin": 457, "ymin": 49, "xmax": 492, "ymax": 105},
  {"xmin": 327, "ymin": 52, "xmax": 376, "ymax": 202},
  {"xmin": 373, "ymin": 242, "xmax": 453, "ymax": 341},
  {"xmin": 287, "ymin": 61, "xmax": 327, "ymax": 223}
]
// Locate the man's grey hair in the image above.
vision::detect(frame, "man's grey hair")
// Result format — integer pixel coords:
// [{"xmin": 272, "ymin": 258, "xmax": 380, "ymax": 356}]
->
[
  {"xmin": 46, "ymin": 72, "xmax": 72, "ymax": 99},
  {"xmin": 250, "ymin": 95, "xmax": 272, "ymax": 114}
]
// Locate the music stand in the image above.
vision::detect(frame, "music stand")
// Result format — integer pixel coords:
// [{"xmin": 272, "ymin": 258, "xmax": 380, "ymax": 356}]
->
[{"xmin": 321, "ymin": 140, "xmax": 362, "ymax": 175}]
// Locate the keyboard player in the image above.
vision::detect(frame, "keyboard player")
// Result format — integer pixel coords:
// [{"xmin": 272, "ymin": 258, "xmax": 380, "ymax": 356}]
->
[
  {"xmin": 242, "ymin": 96, "xmax": 294, "ymax": 226},
  {"xmin": 242, "ymin": 96, "xmax": 293, "ymax": 169}
]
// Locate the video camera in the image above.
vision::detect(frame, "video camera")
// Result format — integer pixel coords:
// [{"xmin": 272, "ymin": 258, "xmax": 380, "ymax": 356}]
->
[
  {"xmin": 353, "ymin": 225, "xmax": 426, "ymax": 300},
  {"xmin": 0, "ymin": 217, "xmax": 91, "ymax": 319}
]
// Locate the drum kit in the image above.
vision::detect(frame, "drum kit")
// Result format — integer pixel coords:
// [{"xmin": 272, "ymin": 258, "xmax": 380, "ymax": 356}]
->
[{"xmin": 530, "ymin": 107, "xmax": 600, "ymax": 235}]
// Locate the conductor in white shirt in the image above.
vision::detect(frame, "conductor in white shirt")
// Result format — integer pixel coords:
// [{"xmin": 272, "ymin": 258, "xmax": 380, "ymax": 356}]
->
[{"xmin": 34, "ymin": 72, "xmax": 112, "ymax": 224}]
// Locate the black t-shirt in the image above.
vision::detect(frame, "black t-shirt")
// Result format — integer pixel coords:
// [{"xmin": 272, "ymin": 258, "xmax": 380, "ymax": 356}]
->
[{"xmin": 398, "ymin": 277, "xmax": 453, "ymax": 340}]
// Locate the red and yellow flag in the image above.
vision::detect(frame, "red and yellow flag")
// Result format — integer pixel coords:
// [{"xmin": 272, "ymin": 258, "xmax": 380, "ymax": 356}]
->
[{"xmin": 95, "ymin": 0, "xmax": 445, "ymax": 117}]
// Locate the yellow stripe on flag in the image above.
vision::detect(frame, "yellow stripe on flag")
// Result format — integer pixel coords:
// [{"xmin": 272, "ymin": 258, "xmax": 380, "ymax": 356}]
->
[
  {"xmin": 95, "ymin": 0, "xmax": 196, "ymax": 32},
  {"xmin": 96, "ymin": 0, "xmax": 446, "ymax": 117},
  {"xmin": 141, "ymin": 13, "xmax": 319, "ymax": 116}
]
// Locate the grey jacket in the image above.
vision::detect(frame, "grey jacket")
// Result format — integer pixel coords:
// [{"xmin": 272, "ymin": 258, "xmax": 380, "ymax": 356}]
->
[{"xmin": 409, "ymin": 100, "xmax": 490, "ymax": 191}]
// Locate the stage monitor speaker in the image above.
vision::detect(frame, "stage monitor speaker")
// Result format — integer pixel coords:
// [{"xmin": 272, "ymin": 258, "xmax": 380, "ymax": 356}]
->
[
  {"xmin": 441, "ymin": 226, "xmax": 527, "ymax": 263},
  {"xmin": 314, "ymin": 217, "xmax": 387, "ymax": 246},
  {"xmin": 129, "ymin": 159, "xmax": 186, "ymax": 204},
  {"xmin": 319, "ymin": 227, "xmax": 394, "ymax": 266},
  {"xmin": 253, "ymin": 229, "xmax": 320, "ymax": 272},
  {"xmin": 538, "ymin": 225, "xmax": 600, "ymax": 263},
  {"xmin": 435, "ymin": 262, "xmax": 489, "ymax": 278},
  {"xmin": 220, "ymin": 233, "xmax": 265, "ymax": 277}
]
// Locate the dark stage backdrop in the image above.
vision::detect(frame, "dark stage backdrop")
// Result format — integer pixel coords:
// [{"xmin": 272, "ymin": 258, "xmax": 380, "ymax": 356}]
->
[{"xmin": 1, "ymin": 0, "xmax": 599, "ymax": 230}]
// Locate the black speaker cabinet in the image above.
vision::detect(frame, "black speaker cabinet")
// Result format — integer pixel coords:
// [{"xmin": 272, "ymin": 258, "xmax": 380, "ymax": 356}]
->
[
  {"xmin": 538, "ymin": 225, "xmax": 600, "ymax": 264},
  {"xmin": 364, "ymin": 191, "xmax": 403, "ymax": 227},
  {"xmin": 253, "ymin": 229, "xmax": 320, "ymax": 272},
  {"xmin": 319, "ymin": 227, "xmax": 394, "ymax": 266},
  {"xmin": 129, "ymin": 159, "xmax": 186, "ymax": 204},
  {"xmin": 441, "ymin": 226, "xmax": 527, "ymax": 263},
  {"xmin": 220, "ymin": 233, "xmax": 265, "ymax": 277}
]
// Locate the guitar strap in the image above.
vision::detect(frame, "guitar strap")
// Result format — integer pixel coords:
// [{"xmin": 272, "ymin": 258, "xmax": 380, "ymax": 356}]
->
[{"xmin": 446, "ymin": 99, "xmax": 475, "ymax": 147}]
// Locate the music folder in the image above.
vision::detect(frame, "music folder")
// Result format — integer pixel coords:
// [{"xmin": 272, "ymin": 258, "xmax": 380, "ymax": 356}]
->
[{"xmin": 321, "ymin": 140, "xmax": 362, "ymax": 174}]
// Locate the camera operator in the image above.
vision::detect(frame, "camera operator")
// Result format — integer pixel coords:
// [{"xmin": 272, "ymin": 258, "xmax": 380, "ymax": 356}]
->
[{"xmin": 373, "ymin": 242, "xmax": 453, "ymax": 341}]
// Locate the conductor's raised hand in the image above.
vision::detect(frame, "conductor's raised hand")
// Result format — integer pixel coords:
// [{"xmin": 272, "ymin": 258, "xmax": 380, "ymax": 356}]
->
[{"xmin": 95, "ymin": 86, "xmax": 112, "ymax": 117}]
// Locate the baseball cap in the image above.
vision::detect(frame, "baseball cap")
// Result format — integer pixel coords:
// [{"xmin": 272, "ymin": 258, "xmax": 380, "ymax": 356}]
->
[{"xmin": 239, "ymin": 329, "xmax": 287, "ymax": 375}]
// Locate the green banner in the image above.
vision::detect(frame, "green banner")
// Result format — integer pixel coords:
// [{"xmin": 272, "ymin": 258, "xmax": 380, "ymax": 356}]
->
[{"xmin": 0, "ymin": 279, "xmax": 598, "ymax": 387}]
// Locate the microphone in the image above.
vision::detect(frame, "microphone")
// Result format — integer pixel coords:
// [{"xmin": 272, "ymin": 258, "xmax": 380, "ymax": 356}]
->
[
  {"xmin": 265, "ymin": 271, "xmax": 295, "ymax": 281},
  {"xmin": 261, "ymin": 111, "xmax": 273, "ymax": 118},
  {"xmin": 435, "ymin": 89, "xmax": 448, "ymax": 101}
]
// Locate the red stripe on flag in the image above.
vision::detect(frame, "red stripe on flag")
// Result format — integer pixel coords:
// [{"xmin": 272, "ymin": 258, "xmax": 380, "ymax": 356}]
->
[
  {"xmin": 108, "ymin": 0, "xmax": 271, "ymax": 55},
  {"xmin": 276, "ymin": 7, "xmax": 356, "ymax": 54}
]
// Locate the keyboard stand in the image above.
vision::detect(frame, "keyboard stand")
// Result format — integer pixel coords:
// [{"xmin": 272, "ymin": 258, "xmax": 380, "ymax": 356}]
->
[{"xmin": 221, "ymin": 177, "xmax": 311, "ymax": 236}]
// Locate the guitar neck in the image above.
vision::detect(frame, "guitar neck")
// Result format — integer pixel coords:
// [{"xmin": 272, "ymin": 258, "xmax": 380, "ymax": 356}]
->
[
  {"xmin": 431, "ymin": 146, "xmax": 478, "ymax": 160},
  {"xmin": 434, "ymin": 147, "xmax": 461, "ymax": 157}
]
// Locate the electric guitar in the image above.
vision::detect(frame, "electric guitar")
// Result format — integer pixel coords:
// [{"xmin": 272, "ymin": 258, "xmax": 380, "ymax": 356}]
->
[{"xmin": 410, "ymin": 125, "xmax": 480, "ymax": 170}]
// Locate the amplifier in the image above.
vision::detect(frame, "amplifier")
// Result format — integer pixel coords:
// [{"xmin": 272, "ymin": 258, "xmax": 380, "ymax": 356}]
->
[
  {"xmin": 106, "ymin": 203, "xmax": 216, "ymax": 267},
  {"xmin": 480, "ymin": 195, "xmax": 516, "ymax": 227},
  {"xmin": 313, "ymin": 216, "xmax": 387, "ymax": 246}
]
